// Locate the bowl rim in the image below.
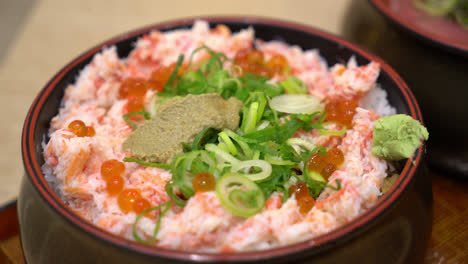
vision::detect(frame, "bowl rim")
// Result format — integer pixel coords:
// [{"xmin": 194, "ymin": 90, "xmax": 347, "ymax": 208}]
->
[
  {"xmin": 21, "ymin": 15, "xmax": 425, "ymax": 262},
  {"xmin": 370, "ymin": 0, "xmax": 468, "ymax": 57}
]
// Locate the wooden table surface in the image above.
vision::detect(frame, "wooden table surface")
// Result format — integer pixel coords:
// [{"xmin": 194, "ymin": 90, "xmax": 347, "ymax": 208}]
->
[{"xmin": 1, "ymin": 172, "xmax": 466, "ymax": 264}]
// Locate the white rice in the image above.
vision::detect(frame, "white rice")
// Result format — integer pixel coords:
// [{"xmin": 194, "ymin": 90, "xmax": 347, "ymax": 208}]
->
[{"xmin": 361, "ymin": 84, "xmax": 396, "ymax": 116}]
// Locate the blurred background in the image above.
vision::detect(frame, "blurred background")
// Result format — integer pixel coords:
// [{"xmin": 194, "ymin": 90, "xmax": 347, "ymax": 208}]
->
[{"xmin": 0, "ymin": 0, "xmax": 352, "ymax": 204}]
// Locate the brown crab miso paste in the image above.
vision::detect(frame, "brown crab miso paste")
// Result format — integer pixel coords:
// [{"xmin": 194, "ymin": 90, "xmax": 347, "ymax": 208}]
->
[{"xmin": 123, "ymin": 93, "xmax": 242, "ymax": 164}]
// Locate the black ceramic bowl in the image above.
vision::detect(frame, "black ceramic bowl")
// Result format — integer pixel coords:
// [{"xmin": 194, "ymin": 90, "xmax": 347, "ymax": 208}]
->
[
  {"xmin": 20, "ymin": 17, "xmax": 432, "ymax": 264},
  {"xmin": 343, "ymin": 0, "xmax": 468, "ymax": 178}
]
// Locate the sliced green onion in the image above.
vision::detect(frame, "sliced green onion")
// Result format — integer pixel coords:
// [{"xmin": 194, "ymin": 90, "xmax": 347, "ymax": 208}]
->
[
  {"xmin": 165, "ymin": 182, "xmax": 187, "ymax": 207},
  {"xmin": 223, "ymin": 129, "xmax": 258, "ymax": 144},
  {"xmin": 256, "ymin": 120, "xmax": 270, "ymax": 131},
  {"xmin": 170, "ymin": 150, "xmax": 216, "ymax": 200},
  {"xmin": 123, "ymin": 157, "xmax": 171, "ymax": 170},
  {"xmin": 237, "ymin": 141, "xmax": 253, "ymax": 159},
  {"xmin": 223, "ymin": 129, "xmax": 254, "ymax": 158},
  {"xmin": 182, "ymin": 142, "xmax": 192, "ymax": 152},
  {"xmin": 308, "ymin": 170, "xmax": 326, "ymax": 183},
  {"xmin": 286, "ymin": 138, "xmax": 316, "ymax": 153},
  {"xmin": 205, "ymin": 143, "xmax": 240, "ymax": 164},
  {"xmin": 255, "ymin": 94, "xmax": 267, "ymax": 123},
  {"xmin": 216, "ymin": 173, "xmax": 265, "ymax": 218},
  {"xmin": 218, "ymin": 142, "xmax": 229, "ymax": 152},
  {"xmin": 218, "ymin": 131, "xmax": 238, "ymax": 155},
  {"xmin": 313, "ymin": 146, "xmax": 327, "ymax": 156},
  {"xmin": 317, "ymin": 111, "xmax": 327, "ymax": 124},
  {"xmin": 187, "ymin": 151, "xmax": 216, "ymax": 174},
  {"xmin": 283, "ymin": 176, "xmax": 298, "ymax": 195},
  {"xmin": 328, "ymin": 179, "xmax": 342, "ymax": 191},
  {"xmin": 306, "ymin": 179, "xmax": 342, "ymax": 198},
  {"xmin": 231, "ymin": 160, "xmax": 272, "ymax": 181},
  {"xmin": 122, "ymin": 111, "xmax": 151, "ymax": 129},
  {"xmin": 187, "ymin": 45, "xmax": 230, "ymax": 69},
  {"xmin": 265, "ymin": 155, "xmax": 296, "ymax": 166},
  {"xmin": 263, "ymin": 141, "xmax": 280, "ymax": 150},
  {"xmin": 267, "ymin": 96, "xmax": 280, "ymax": 126},
  {"xmin": 229, "ymin": 189, "xmax": 259, "ymax": 208},
  {"xmin": 249, "ymin": 143, "xmax": 278, "ymax": 155},
  {"xmin": 252, "ymin": 150, "xmax": 261, "ymax": 160},
  {"xmin": 270, "ymin": 94, "xmax": 323, "ymax": 114},
  {"xmin": 242, "ymin": 102, "xmax": 259, "ymax": 134},
  {"xmin": 319, "ymin": 126, "xmax": 347, "ymax": 136},
  {"xmin": 279, "ymin": 76, "xmax": 307, "ymax": 94},
  {"xmin": 165, "ymin": 55, "xmax": 184, "ymax": 89},
  {"xmin": 244, "ymin": 119, "xmax": 302, "ymax": 143},
  {"xmin": 223, "ymin": 78, "xmax": 243, "ymax": 92},
  {"xmin": 132, "ymin": 201, "xmax": 172, "ymax": 244},
  {"xmin": 192, "ymin": 128, "xmax": 218, "ymax": 151},
  {"xmin": 171, "ymin": 155, "xmax": 195, "ymax": 199}
]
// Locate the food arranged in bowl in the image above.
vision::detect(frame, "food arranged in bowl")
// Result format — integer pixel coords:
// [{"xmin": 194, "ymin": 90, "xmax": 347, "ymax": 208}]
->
[{"xmin": 41, "ymin": 20, "xmax": 428, "ymax": 253}]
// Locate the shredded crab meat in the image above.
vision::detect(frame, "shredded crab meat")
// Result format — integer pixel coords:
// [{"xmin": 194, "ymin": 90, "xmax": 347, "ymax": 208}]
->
[
  {"xmin": 126, "ymin": 21, "xmax": 254, "ymax": 79},
  {"xmin": 155, "ymin": 192, "xmax": 243, "ymax": 252},
  {"xmin": 316, "ymin": 108, "xmax": 387, "ymax": 223},
  {"xmin": 42, "ymin": 20, "xmax": 396, "ymax": 253}
]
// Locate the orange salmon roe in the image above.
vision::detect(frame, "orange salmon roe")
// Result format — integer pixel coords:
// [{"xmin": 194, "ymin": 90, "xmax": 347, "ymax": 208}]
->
[
  {"xmin": 68, "ymin": 120, "xmax": 85, "ymax": 131},
  {"xmin": 68, "ymin": 120, "xmax": 95, "ymax": 137},
  {"xmin": 325, "ymin": 99, "xmax": 358, "ymax": 128},
  {"xmin": 74, "ymin": 125, "xmax": 88, "ymax": 137},
  {"xmin": 266, "ymin": 54, "xmax": 288, "ymax": 75},
  {"xmin": 324, "ymin": 148, "xmax": 344, "ymax": 167},
  {"xmin": 118, "ymin": 189, "xmax": 141, "ymax": 213},
  {"xmin": 133, "ymin": 198, "xmax": 151, "ymax": 214},
  {"xmin": 321, "ymin": 163, "xmax": 337, "ymax": 180},
  {"xmin": 307, "ymin": 154, "xmax": 326, "ymax": 172},
  {"xmin": 127, "ymin": 96, "xmax": 145, "ymax": 113},
  {"xmin": 289, "ymin": 182, "xmax": 309, "ymax": 200},
  {"xmin": 211, "ymin": 24, "xmax": 231, "ymax": 36},
  {"xmin": 118, "ymin": 78, "xmax": 150, "ymax": 116},
  {"xmin": 86, "ymin": 126, "xmax": 96, "ymax": 137},
  {"xmin": 148, "ymin": 66, "xmax": 173, "ymax": 92},
  {"xmin": 297, "ymin": 196, "xmax": 315, "ymax": 215},
  {"xmin": 246, "ymin": 49, "xmax": 264, "ymax": 65},
  {"xmin": 249, "ymin": 63, "xmax": 271, "ymax": 77},
  {"xmin": 106, "ymin": 175, "xmax": 124, "ymax": 196},
  {"xmin": 234, "ymin": 49, "xmax": 290, "ymax": 78},
  {"xmin": 148, "ymin": 63, "xmax": 185, "ymax": 92},
  {"xmin": 192, "ymin": 172, "xmax": 216, "ymax": 192},
  {"xmin": 307, "ymin": 148, "xmax": 345, "ymax": 182},
  {"xmin": 101, "ymin": 159, "xmax": 125, "ymax": 181},
  {"xmin": 118, "ymin": 78, "xmax": 147, "ymax": 99}
]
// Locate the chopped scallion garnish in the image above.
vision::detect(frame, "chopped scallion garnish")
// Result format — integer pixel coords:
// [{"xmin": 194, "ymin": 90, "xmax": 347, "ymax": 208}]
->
[
  {"xmin": 125, "ymin": 46, "xmax": 344, "ymax": 216},
  {"xmin": 132, "ymin": 201, "xmax": 172, "ymax": 244},
  {"xmin": 319, "ymin": 123, "xmax": 347, "ymax": 136},
  {"xmin": 123, "ymin": 157, "xmax": 171, "ymax": 170},
  {"xmin": 122, "ymin": 111, "xmax": 151, "ymax": 129}
]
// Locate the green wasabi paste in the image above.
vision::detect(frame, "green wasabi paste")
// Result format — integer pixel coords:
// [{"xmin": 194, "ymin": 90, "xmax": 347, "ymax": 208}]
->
[{"xmin": 372, "ymin": 114, "xmax": 429, "ymax": 160}]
